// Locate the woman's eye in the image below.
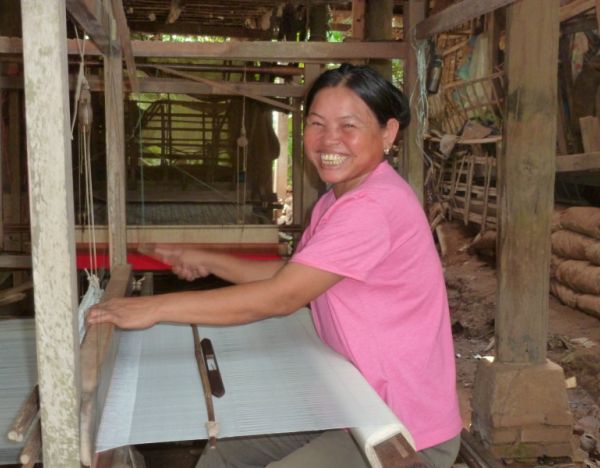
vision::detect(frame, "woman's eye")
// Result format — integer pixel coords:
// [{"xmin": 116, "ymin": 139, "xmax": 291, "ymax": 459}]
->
[
  {"xmin": 343, "ymin": 123, "xmax": 356, "ymax": 129},
  {"xmin": 308, "ymin": 121, "xmax": 323, "ymax": 127}
]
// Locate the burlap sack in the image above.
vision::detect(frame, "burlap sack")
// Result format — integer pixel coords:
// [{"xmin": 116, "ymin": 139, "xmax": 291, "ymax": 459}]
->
[
  {"xmin": 551, "ymin": 229, "xmax": 596, "ymax": 260},
  {"xmin": 555, "ymin": 259, "xmax": 600, "ymax": 295},
  {"xmin": 561, "ymin": 206, "xmax": 600, "ymax": 240},
  {"xmin": 576, "ymin": 294, "xmax": 600, "ymax": 319},
  {"xmin": 585, "ymin": 242, "xmax": 600, "ymax": 266},
  {"xmin": 550, "ymin": 254, "xmax": 566, "ymax": 279},
  {"xmin": 550, "ymin": 279, "xmax": 578, "ymax": 308}
]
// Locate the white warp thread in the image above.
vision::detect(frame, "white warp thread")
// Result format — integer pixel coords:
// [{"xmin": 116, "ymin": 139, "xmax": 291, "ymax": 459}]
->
[{"xmin": 95, "ymin": 309, "xmax": 413, "ymax": 459}]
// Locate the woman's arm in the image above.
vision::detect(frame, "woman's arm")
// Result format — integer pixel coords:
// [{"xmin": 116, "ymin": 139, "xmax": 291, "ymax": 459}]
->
[
  {"xmin": 150, "ymin": 244, "xmax": 286, "ymax": 284},
  {"xmin": 87, "ymin": 262, "xmax": 342, "ymax": 329}
]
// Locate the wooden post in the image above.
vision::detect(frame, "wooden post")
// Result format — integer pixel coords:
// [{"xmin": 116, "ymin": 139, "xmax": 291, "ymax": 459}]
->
[
  {"xmin": 20, "ymin": 0, "xmax": 81, "ymax": 466},
  {"xmin": 291, "ymin": 100, "xmax": 303, "ymax": 226},
  {"xmin": 496, "ymin": 0, "xmax": 559, "ymax": 364},
  {"xmin": 366, "ymin": 0, "xmax": 393, "ymax": 80},
  {"xmin": 402, "ymin": 0, "xmax": 426, "ymax": 205},
  {"xmin": 104, "ymin": 7, "xmax": 128, "ymax": 267},
  {"xmin": 351, "ymin": 0, "xmax": 366, "ymax": 40},
  {"xmin": 275, "ymin": 112, "xmax": 289, "ymax": 204},
  {"xmin": 471, "ymin": 1, "xmax": 573, "ymax": 460}
]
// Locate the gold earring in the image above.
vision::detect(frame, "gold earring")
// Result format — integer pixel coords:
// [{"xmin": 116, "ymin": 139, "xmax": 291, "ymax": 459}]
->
[{"xmin": 384, "ymin": 147, "xmax": 390, "ymax": 155}]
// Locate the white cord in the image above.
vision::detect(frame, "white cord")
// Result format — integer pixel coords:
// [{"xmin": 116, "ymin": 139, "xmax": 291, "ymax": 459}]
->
[{"xmin": 408, "ymin": 26, "xmax": 433, "ymax": 167}]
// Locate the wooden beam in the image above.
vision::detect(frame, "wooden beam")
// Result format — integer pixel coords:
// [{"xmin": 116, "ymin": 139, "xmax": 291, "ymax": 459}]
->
[
  {"xmin": 415, "ymin": 0, "xmax": 518, "ymax": 39},
  {"xmin": 80, "ymin": 264, "xmax": 132, "ymax": 466},
  {"xmin": 351, "ymin": 0, "xmax": 366, "ymax": 40},
  {"xmin": 0, "ymin": 254, "xmax": 32, "ymax": 269},
  {"xmin": 0, "ymin": 74, "xmax": 306, "ymax": 98},
  {"xmin": 127, "ymin": 22, "xmax": 272, "ymax": 39},
  {"xmin": 153, "ymin": 65, "xmax": 298, "ymax": 112},
  {"xmin": 0, "ymin": 36, "xmax": 406, "ymax": 61},
  {"xmin": 74, "ymin": 224, "xmax": 279, "ymax": 245},
  {"xmin": 104, "ymin": 49, "xmax": 128, "ymax": 267},
  {"xmin": 556, "ymin": 151, "xmax": 600, "ymax": 172},
  {"xmin": 560, "ymin": 0, "xmax": 594, "ymax": 22},
  {"xmin": 21, "ymin": 0, "xmax": 81, "ymax": 465},
  {"xmin": 111, "ymin": 0, "xmax": 139, "ymax": 93},
  {"xmin": 65, "ymin": 0, "xmax": 117, "ymax": 55},
  {"xmin": 579, "ymin": 116, "xmax": 600, "ymax": 153}
]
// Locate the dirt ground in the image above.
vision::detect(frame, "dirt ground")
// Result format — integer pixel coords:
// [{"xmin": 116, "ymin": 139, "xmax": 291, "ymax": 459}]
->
[{"xmin": 440, "ymin": 221, "xmax": 600, "ymax": 466}]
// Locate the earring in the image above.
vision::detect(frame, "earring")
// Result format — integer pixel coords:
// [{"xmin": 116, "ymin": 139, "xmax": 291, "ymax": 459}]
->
[{"xmin": 384, "ymin": 147, "xmax": 390, "ymax": 155}]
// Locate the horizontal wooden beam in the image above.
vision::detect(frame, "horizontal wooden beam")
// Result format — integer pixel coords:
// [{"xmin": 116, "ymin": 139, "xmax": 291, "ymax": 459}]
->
[
  {"xmin": 74, "ymin": 225, "xmax": 280, "ymax": 244},
  {"xmin": 127, "ymin": 22, "xmax": 272, "ymax": 39},
  {"xmin": 560, "ymin": 0, "xmax": 594, "ymax": 22},
  {"xmin": 65, "ymin": 0, "xmax": 117, "ymax": 55},
  {"xmin": 0, "ymin": 36, "xmax": 405, "ymax": 61},
  {"xmin": 415, "ymin": 0, "xmax": 518, "ymax": 39},
  {"xmin": 556, "ymin": 151, "xmax": 600, "ymax": 172},
  {"xmin": 0, "ymin": 74, "xmax": 305, "ymax": 97}
]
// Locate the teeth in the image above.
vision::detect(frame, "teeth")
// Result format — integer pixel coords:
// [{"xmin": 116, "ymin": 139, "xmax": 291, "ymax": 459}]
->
[{"xmin": 320, "ymin": 154, "xmax": 346, "ymax": 166}]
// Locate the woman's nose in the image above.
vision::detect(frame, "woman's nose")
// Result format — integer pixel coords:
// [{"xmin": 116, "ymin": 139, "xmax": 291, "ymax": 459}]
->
[{"xmin": 322, "ymin": 125, "xmax": 340, "ymax": 144}]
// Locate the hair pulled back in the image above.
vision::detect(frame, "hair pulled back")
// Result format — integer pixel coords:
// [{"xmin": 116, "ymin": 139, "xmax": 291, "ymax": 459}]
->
[{"xmin": 304, "ymin": 63, "xmax": 411, "ymax": 131}]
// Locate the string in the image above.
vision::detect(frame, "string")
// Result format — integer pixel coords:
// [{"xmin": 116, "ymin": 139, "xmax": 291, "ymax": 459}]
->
[{"xmin": 408, "ymin": 25, "xmax": 433, "ymax": 167}]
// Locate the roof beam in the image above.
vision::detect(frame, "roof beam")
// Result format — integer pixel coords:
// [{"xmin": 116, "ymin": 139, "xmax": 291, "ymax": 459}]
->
[
  {"xmin": 65, "ymin": 0, "xmax": 118, "ymax": 55},
  {"xmin": 415, "ymin": 0, "xmax": 518, "ymax": 39},
  {"xmin": 0, "ymin": 36, "xmax": 405, "ymax": 61}
]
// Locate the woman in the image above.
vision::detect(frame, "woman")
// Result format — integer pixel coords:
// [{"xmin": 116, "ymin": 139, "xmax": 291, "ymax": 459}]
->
[{"xmin": 89, "ymin": 64, "xmax": 462, "ymax": 467}]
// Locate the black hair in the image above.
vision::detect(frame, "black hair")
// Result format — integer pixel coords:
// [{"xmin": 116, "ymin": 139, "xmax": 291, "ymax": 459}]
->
[{"xmin": 304, "ymin": 63, "xmax": 411, "ymax": 131}]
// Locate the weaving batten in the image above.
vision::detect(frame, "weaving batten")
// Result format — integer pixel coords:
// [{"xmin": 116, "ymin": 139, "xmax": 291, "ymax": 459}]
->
[
  {"xmin": 80, "ymin": 264, "xmax": 133, "ymax": 467},
  {"xmin": 6, "ymin": 385, "xmax": 38, "ymax": 442},
  {"xmin": 191, "ymin": 325, "xmax": 219, "ymax": 448}
]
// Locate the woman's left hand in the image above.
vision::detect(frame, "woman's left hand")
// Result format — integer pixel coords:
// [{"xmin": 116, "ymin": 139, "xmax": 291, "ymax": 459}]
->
[{"xmin": 87, "ymin": 296, "xmax": 161, "ymax": 329}]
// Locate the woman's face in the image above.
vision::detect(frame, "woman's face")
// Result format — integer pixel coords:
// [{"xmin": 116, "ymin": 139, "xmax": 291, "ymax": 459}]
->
[{"xmin": 304, "ymin": 86, "xmax": 399, "ymax": 197}]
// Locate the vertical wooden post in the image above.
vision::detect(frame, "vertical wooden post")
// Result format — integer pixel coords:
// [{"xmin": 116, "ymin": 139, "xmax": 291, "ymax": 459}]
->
[
  {"xmin": 351, "ymin": 0, "xmax": 366, "ymax": 40},
  {"xmin": 275, "ymin": 112, "xmax": 289, "ymax": 203},
  {"xmin": 471, "ymin": 2, "xmax": 572, "ymax": 460},
  {"xmin": 402, "ymin": 0, "xmax": 426, "ymax": 205},
  {"xmin": 104, "ymin": 10, "xmax": 127, "ymax": 267},
  {"xmin": 20, "ymin": 0, "xmax": 81, "ymax": 466},
  {"xmin": 365, "ymin": 0, "xmax": 393, "ymax": 80},
  {"xmin": 6, "ymin": 92, "xmax": 21, "ymax": 252},
  {"xmin": 496, "ymin": 0, "xmax": 559, "ymax": 364},
  {"xmin": 291, "ymin": 101, "xmax": 303, "ymax": 226}
]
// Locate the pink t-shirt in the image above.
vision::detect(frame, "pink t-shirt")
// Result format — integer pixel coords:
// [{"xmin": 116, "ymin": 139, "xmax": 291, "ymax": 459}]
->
[{"xmin": 290, "ymin": 161, "xmax": 462, "ymax": 450}]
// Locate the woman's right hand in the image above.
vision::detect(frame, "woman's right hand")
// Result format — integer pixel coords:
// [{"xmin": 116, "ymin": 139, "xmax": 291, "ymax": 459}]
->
[{"xmin": 145, "ymin": 245, "xmax": 211, "ymax": 281}]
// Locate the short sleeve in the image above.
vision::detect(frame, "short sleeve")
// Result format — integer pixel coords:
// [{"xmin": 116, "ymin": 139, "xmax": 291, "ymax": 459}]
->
[{"xmin": 291, "ymin": 195, "xmax": 391, "ymax": 281}]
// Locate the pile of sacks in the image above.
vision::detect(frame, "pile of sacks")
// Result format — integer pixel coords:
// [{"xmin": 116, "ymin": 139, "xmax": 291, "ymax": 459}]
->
[{"xmin": 551, "ymin": 206, "xmax": 600, "ymax": 319}]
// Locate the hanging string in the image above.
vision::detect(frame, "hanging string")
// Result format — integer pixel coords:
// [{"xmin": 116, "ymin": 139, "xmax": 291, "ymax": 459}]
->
[
  {"xmin": 409, "ymin": 25, "xmax": 433, "ymax": 168},
  {"xmin": 236, "ymin": 68, "xmax": 249, "ymax": 224}
]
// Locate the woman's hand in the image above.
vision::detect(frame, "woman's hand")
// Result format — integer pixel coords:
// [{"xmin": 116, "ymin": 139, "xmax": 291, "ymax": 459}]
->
[
  {"xmin": 145, "ymin": 244, "xmax": 211, "ymax": 281},
  {"xmin": 87, "ymin": 296, "xmax": 161, "ymax": 329}
]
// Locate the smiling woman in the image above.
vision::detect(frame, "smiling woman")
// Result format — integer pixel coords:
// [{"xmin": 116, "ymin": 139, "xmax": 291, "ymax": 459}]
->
[{"xmin": 88, "ymin": 64, "xmax": 462, "ymax": 468}]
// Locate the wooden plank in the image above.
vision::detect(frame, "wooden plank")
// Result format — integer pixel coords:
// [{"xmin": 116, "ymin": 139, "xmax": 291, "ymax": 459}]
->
[
  {"xmin": 0, "ymin": 253, "xmax": 31, "ymax": 269},
  {"xmin": 556, "ymin": 151, "xmax": 600, "ymax": 172},
  {"xmin": 291, "ymin": 102, "xmax": 304, "ymax": 225},
  {"xmin": 80, "ymin": 264, "xmax": 132, "ymax": 466},
  {"xmin": 579, "ymin": 116, "xmax": 600, "ymax": 152},
  {"xmin": 560, "ymin": 0, "xmax": 594, "ymax": 22},
  {"xmin": 415, "ymin": 0, "xmax": 518, "ymax": 39},
  {"xmin": 0, "ymin": 36, "xmax": 406, "ymax": 60},
  {"xmin": 111, "ymin": 0, "xmax": 139, "ymax": 94},
  {"xmin": 153, "ymin": 65, "xmax": 298, "ymax": 112},
  {"xmin": 0, "ymin": 75, "xmax": 306, "ymax": 98},
  {"xmin": 21, "ymin": 0, "xmax": 81, "ymax": 465},
  {"xmin": 352, "ymin": 0, "xmax": 366, "ymax": 40},
  {"xmin": 104, "ymin": 50, "xmax": 128, "ymax": 267},
  {"xmin": 596, "ymin": 0, "xmax": 600, "ymax": 30},
  {"xmin": 74, "ymin": 224, "xmax": 280, "ymax": 244},
  {"xmin": 65, "ymin": 0, "xmax": 116, "ymax": 55},
  {"xmin": 496, "ymin": 0, "xmax": 559, "ymax": 364}
]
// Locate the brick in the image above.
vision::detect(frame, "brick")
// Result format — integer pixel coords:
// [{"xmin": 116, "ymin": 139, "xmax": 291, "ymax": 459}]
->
[
  {"xmin": 521, "ymin": 425, "xmax": 573, "ymax": 443},
  {"xmin": 545, "ymin": 410, "xmax": 573, "ymax": 426},
  {"xmin": 489, "ymin": 428, "xmax": 519, "ymax": 444},
  {"xmin": 489, "ymin": 442, "xmax": 545, "ymax": 459},
  {"xmin": 542, "ymin": 442, "xmax": 574, "ymax": 458}
]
